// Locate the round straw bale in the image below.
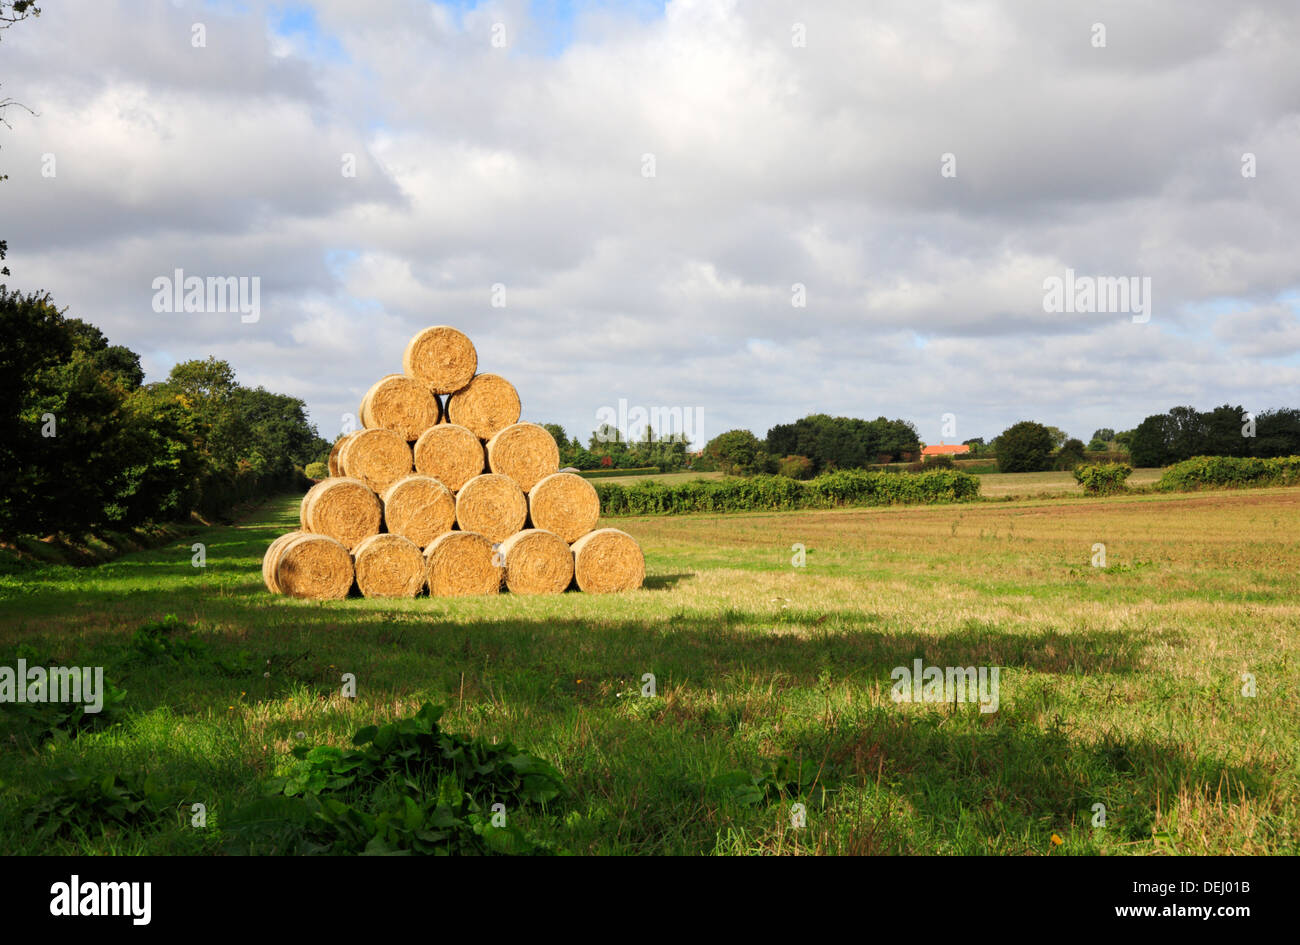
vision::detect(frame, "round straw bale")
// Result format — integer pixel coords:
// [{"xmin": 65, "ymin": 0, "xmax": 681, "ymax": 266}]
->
[
  {"xmin": 570, "ymin": 528, "xmax": 645, "ymax": 593},
  {"xmin": 360, "ymin": 374, "xmax": 439, "ymax": 441},
  {"xmin": 327, "ymin": 432, "xmax": 357, "ymax": 477},
  {"xmin": 339, "ymin": 428, "xmax": 413, "ymax": 494},
  {"xmin": 403, "ymin": 326, "xmax": 478, "ymax": 395},
  {"xmin": 302, "ymin": 477, "xmax": 382, "ymax": 551},
  {"xmin": 412, "ymin": 423, "xmax": 485, "ymax": 493},
  {"xmin": 274, "ymin": 533, "xmax": 355, "ymax": 600},
  {"xmin": 262, "ymin": 530, "xmax": 306, "ymax": 594},
  {"xmin": 528, "ymin": 472, "xmax": 600, "ymax": 543},
  {"xmin": 424, "ymin": 531, "xmax": 503, "ymax": 597},
  {"xmin": 496, "ymin": 528, "xmax": 574, "ymax": 595},
  {"xmin": 444, "ymin": 373, "xmax": 521, "ymax": 441},
  {"xmin": 352, "ymin": 533, "xmax": 425, "ymax": 598},
  {"xmin": 381, "ymin": 475, "xmax": 456, "ymax": 549},
  {"xmin": 455, "ymin": 473, "xmax": 527, "ymax": 543},
  {"xmin": 486, "ymin": 422, "xmax": 560, "ymax": 492}
]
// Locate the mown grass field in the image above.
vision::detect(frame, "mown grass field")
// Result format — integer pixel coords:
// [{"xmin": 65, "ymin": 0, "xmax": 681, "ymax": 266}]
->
[
  {"xmin": 978, "ymin": 468, "xmax": 1164, "ymax": 497},
  {"xmin": 1, "ymin": 485, "xmax": 1297, "ymax": 855}
]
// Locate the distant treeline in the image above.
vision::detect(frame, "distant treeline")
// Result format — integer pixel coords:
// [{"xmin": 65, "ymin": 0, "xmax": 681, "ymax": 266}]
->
[
  {"xmin": 0, "ymin": 291, "xmax": 328, "ymax": 539},
  {"xmin": 1129, "ymin": 405, "xmax": 1300, "ymax": 467}
]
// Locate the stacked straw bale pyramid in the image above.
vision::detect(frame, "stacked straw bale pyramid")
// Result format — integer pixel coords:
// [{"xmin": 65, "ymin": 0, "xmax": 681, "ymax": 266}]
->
[{"xmin": 263, "ymin": 325, "xmax": 645, "ymax": 599}]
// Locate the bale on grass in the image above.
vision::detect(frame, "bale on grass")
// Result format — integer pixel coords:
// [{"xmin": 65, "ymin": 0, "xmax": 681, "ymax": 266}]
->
[
  {"xmin": 444, "ymin": 373, "xmax": 521, "ymax": 441},
  {"xmin": 570, "ymin": 528, "xmax": 645, "ymax": 593},
  {"xmin": 339, "ymin": 428, "xmax": 413, "ymax": 494},
  {"xmin": 403, "ymin": 325, "xmax": 478, "ymax": 395},
  {"xmin": 528, "ymin": 472, "xmax": 600, "ymax": 543},
  {"xmin": 412, "ymin": 423, "xmax": 485, "ymax": 493},
  {"xmin": 327, "ymin": 432, "xmax": 358, "ymax": 478},
  {"xmin": 352, "ymin": 533, "xmax": 426, "ymax": 598},
  {"xmin": 496, "ymin": 528, "xmax": 573, "ymax": 595},
  {"xmin": 487, "ymin": 422, "xmax": 560, "ymax": 493},
  {"xmin": 424, "ymin": 531, "xmax": 502, "ymax": 597},
  {"xmin": 455, "ymin": 473, "xmax": 527, "ymax": 543},
  {"xmin": 360, "ymin": 374, "xmax": 439, "ymax": 441},
  {"xmin": 381, "ymin": 475, "xmax": 456, "ymax": 549},
  {"xmin": 301, "ymin": 477, "xmax": 382, "ymax": 551},
  {"xmin": 274, "ymin": 533, "xmax": 354, "ymax": 599},
  {"xmin": 262, "ymin": 531, "xmax": 306, "ymax": 594}
]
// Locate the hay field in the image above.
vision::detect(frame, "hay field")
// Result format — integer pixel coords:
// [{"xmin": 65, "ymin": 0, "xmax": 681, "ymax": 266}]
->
[{"xmin": 1, "ymin": 487, "xmax": 1296, "ymax": 854}]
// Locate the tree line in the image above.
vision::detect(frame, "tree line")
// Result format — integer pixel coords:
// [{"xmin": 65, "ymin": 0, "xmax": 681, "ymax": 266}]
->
[{"xmin": 0, "ymin": 291, "xmax": 328, "ymax": 539}]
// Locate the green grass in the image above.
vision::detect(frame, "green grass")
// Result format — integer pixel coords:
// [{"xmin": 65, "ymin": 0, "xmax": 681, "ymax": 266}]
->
[
  {"xmin": 978, "ymin": 467, "xmax": 1163, "ymax": 497},
  {"xmin": 1, "ymin": 486, "xmax": 1297, "ymax": 855}
]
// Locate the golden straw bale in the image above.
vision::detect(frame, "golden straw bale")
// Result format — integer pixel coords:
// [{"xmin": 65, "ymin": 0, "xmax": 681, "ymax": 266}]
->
[
  {"xmin": 262, "ymin": 531, "xmax": 306, "ymax": 594},
  {"xmin": 403, "ymin": 326, "xmax": 478, "ymax": 395},
  {"xmin": 352, "ymin": 533, "xmax": 426, "ymax": 598},
  {"xmin": 527, "ymin": 472, "xmax": 600, "ymax": 543},
  {"xmin": 412, "ymin": 423, "xmax": 485, "ymax": 493},
  {"xmin": 486, "ymin": 422, "xmax": 560, "ymax": 492},
  {"xmin": 339, "ymin": 428, "xmax": 413, "ymax": 494},
  {"xmin": 360, "ymin": 374, "xmax": 439, "ymax": 441},
  {"xmin": 454, "ymin": 473, "xmax": 527, "ymax": 543},
  {"xmin": 274, "ymin": 533, "xmax": 355, "ymax": 599},
  {"xmin": 496, "ymin": 528, "xmax": 573, "ymax": 595},
  {"xmin": 444, "ymin": 373, "xmax": 520, "ymax": 440},
  {"xmin": 569, "ymin": 528, "xmax": 645, "ymax": 593},
  {"xmin": 381, "ymin": 475, "xmax": 456, "ymax": 549},
  {"xmin": 327, "ymin": 432, "xmax": 357, "ymax": 478},
  {"xmin": 301, "ymin": 477, "xmax": 382, "ymax": 551},
  {"xmin": 424, "ymin": 531, "xmax": 503, "ymax": 597}
]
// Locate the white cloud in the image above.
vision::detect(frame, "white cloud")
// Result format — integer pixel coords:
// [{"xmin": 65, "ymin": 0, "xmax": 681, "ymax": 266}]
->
[{"xmin": 3, "ymin": 0, "xmax": 1299, "ymax": 447}]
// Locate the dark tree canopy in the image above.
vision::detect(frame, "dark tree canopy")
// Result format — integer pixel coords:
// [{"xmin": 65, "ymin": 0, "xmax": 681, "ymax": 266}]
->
[{"xmin": 996, "ymin": 421, "xmax": 1055, "ymax": 472}]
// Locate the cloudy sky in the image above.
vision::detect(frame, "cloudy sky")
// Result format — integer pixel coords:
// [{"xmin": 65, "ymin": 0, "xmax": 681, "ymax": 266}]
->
[{"xmin": 3, "ymin": 0, "xmax": 1298, "ymax": 448}]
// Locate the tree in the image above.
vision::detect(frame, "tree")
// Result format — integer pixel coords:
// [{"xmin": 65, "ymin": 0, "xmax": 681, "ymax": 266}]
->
[
  {"xmin": 767, "ymin": 413, "xmax": 918, "ymax": 473},
  {"xmin": 1043, "ymin": 426, "xmax": 1070, "ymax": 450},
  {"xmin": 1054, "ymin": 438, "xmax": 1086, "ymax": 470},
  {"xmin": 1128, "ymin": 414, "xmax": 1171, "ymax": 467},
  {"xmin": 1201, "ymin": 404, "xmax": 1249, "ymax": 458},
  {"xmin": 704, "ymin": 429, "xmax": 772, "ymax": 476},
  {"xmin": 1253, "ymin": 408, "xmax": 1300, "ymax": 458},
  {"xmin": 996, "ymin": 421, "xmax": 1055, "ymax": 472}
]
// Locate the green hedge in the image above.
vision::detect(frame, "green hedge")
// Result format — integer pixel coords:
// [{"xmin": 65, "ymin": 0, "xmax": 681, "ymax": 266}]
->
[
  {"xmin": 1157, "ymin": 455, "xmax": 1300, "ymax": 491},
  {"xmin": 577, "ymin": 466, "xmax": 662, "ymax": 479},
  {"xmin": 1073, "ymin": 462, "xmax": 1132, "ymax": 495},
  {"xmin": 596, "ymin": 469, "xmax": 980, "ymax": 515}
]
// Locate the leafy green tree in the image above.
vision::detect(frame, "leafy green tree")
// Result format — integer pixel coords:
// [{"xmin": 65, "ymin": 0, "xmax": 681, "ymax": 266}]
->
[
  {"xmin": 704, "ymin": 429, "xmax": 772, "ymax": 475},
  {"xmin": 1201, "ymin": 404, "xmax": 1250, "ymax": 458},
  {"xmin": 1253, "ymin": 408, "xmax": 1300, "ymax": 458},
  {"xmin": 1054, "ymin": 438, "xmax": 1087, "ymax": 470},
  {"xmin": 1043, "ymin": 426, "xmax": 1070, "ymax": 450},
  {"xmin": 1128, "ymin": 413, "xmax": 1172, "ymax": 467},
  {"xmin": 996, "ymin": 421, "xmax": 1055, "ymax": 472}
]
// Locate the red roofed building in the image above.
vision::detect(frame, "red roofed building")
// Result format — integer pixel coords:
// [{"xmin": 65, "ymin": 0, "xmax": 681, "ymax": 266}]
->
[{"xmin": 920, "ymin": 443, "xmax": 971, "ymax": 457}]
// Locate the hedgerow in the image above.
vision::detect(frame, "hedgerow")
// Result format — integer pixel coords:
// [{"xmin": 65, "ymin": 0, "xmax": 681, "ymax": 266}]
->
[
  {"xmin": 1157, "ymin": 455, "xmax": 1300, "ymax": 491},
  {"xmin": 596, "ymin": 469, "xmax": 980, "ymax": 515},
  {"xmin": 1073, "ymin": 462, "xmax": 1133, "ymax": 495}
]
